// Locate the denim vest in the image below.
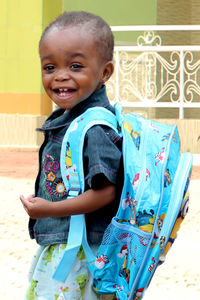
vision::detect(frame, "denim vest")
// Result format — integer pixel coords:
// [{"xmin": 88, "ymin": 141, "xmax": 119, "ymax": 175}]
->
[{"xmin": 29, "ymin": 86, "xmax": 123, "ymax": 246}]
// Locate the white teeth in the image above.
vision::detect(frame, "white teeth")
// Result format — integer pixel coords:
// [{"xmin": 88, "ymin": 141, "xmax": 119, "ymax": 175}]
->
[{"xmin": 59, "ymin": 88, "xmax": 68, "ymax": 92}]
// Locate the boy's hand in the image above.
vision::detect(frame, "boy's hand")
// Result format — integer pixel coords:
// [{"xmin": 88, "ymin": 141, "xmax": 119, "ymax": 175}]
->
[
  {"xmin": 20, "ymin": 194, "xmax": 53, "ymax": 219},
  {"xmin": 20, "ymin": 183, "xmax": 116, "ymax": 218}
]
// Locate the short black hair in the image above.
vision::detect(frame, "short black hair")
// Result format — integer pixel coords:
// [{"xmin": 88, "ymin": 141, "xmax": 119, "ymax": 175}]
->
[{"xmin": 39, "ymin": 11, "xmax": 114, "ymax": 62}]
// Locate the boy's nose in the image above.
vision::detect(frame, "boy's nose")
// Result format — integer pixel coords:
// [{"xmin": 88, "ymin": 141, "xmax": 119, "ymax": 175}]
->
[{"xmin": 55, "ymin": 69, "xmax": 69, "ymax": 81}]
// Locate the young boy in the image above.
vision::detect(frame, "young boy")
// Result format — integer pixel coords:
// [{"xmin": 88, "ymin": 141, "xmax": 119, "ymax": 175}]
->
[{"xmin": 20, "ymin": 11, "xmax": 122, "ymax": 299}]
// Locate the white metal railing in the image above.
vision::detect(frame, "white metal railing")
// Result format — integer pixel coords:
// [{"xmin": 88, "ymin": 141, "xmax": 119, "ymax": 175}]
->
[{"xmin": 107, "ymin": 25, "xmax": 200, "ymax": 119}]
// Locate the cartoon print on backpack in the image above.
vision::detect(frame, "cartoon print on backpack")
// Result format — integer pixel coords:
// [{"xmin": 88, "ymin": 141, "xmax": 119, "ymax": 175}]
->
[
  {"xmin": 67, "ymin": 116, "xmax": 86, "ymax": 136},
  {"xmin": 162, "ymin": 133, "xmax": 171, "ymax": 142},
  {"xmin": 132, "ymin": 169, "xmax": 150, "ymax": 190},
  {"xmin": 148, "ymin": 257, "xmax": 156, "ymax": 273},
  {"xmin": 65, "ymin": 142, "xmax": 77, "ymax": 181},
  {"xmin": 135, "ymin": 287, "xmax": 144, "ymax": 300},
  {"xmin": 124, "ymin": 121, "xmax": 141, "ymax": 150},
  {"xmin": 65, "ymin": 142, "xmax": 72, "ymax": 168},
  {"xmin": 164, "ymin": 189, "xmax": 189, "ymax": 256},
  {"xmin": 155, "ymin": 147, "xmax": 165, "ymax": 165},
  {"xmin": 117, "ymin": 244, "xmax": 128, "ymax": 258},
  {"xmin": 148, "ymin": 212, "xmax": 167, "ymax": 250},
  {"xmin": 113, "ymin": 284, "xmax": 124, "ymax": 295},
  {"xmin": 164, "ymin": 168, "xmax": 171, "ymax": 187},
  {"xmin": 137, "ymin": 209, "xmax": 155, "ymax": 233},
  {"xmin": 156, "ymin": 213, "xmax": 166, "ymax": 234},
  {"xmin": 150, "ymin": 123, "xmax": 160, "ymax": 133},
  {"xmin": 172, "ymin": 131, "xmax": 178, "ymax": 143},
  {"xmin": 122, "ymin": 192, "xmax": 132, "ymax": 210},
  {"xmin": 119, "ymin": 245, "xmax": 137, "ymax": 283},
  {"xmin": 94, "ymin": 254, "xmax": 109, "ymax": 269}
]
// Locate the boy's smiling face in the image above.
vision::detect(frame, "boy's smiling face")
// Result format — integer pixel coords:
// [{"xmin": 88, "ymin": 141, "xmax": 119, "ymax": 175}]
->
[{"xmin": 39, "ymin": 26, "xmax": 114, "ymax": 111}]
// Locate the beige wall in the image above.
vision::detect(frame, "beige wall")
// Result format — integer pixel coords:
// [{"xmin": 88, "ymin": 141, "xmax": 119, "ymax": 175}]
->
[
  {"xmin": 0, "ymin": 114, "xmax": 46, "ymax": 150},
  {"xmin": 157, "ymin": 0, "xmax": 200, "ymax": 45}
]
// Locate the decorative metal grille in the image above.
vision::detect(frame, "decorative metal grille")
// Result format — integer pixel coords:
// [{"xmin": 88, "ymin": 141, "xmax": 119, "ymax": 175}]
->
[{"xmin": 107, "ymin": 26, "xmax": 200, "ymax": 119}]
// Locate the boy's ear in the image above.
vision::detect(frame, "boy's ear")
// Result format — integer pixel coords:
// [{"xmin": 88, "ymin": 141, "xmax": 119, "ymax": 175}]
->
[{"xmin": 102, "ymin": 61, "xmax": 114, "ymax": 83}]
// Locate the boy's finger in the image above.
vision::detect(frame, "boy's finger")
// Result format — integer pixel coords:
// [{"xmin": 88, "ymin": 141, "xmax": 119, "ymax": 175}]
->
[
  {"xmin": 27, "ymin": 194, "xmax": 35, "ymax": 201},
  {"xmin": 20, "ymin": 194, "xmax": 24, "ymax": 202},
  {"xmin": 20, "ymin": 195, "xmax": 28, "ymax": 206}
]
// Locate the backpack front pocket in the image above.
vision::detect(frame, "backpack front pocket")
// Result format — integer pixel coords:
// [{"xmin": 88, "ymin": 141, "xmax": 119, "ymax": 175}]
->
[{"xmin": 90, "ymin": 219, "xmax": 151, "ymax": 296}]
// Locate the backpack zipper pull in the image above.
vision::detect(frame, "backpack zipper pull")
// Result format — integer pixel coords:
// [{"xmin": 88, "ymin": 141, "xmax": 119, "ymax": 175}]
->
[
  {"xmin": 159, "ymin": 236, "xmax": 166, "ymax": 262},
  {"xmin": 130, "ymin": 199, "xmax": 137, "ymax": 225}
]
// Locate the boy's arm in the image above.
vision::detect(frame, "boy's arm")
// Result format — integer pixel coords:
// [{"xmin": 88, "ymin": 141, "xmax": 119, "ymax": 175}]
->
[{"xmin": 20, "ymin": 182, "xmax": 116, "ymax": 219}]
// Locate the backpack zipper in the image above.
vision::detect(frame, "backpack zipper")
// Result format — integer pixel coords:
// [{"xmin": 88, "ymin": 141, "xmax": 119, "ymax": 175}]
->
[
  {"xmin": 129, "ymin": 124, "xmax": 176, "ymax": 299},
  {"xmin": 130, "ymin": 119, "xmax": 150, "ymax": 225},
  {"xmin": 130, "ymin": 199, "xmax": 138, "ymax": 225},
  {"xmin": 159, "ymin": 236, "xmax": 166, "ymax": 262}
]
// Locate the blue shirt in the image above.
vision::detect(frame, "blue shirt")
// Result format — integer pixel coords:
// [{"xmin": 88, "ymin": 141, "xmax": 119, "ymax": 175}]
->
[{"xmin": 29, "ymin": 86, "xmax": 123, "ymax": 246}]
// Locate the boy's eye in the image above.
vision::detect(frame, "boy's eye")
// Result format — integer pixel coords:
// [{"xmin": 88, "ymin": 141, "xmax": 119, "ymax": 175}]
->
[
  {"xmin": 43, "ymin": 65, "xmax": 55, "ymax": 72},
  {"xmin": 71, "ymin": 63, "xmax": 83, "ymax": 70}
]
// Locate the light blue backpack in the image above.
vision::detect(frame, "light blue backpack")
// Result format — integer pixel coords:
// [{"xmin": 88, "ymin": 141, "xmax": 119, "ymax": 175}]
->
[{"xmin": 53, "ymin": 103, "xmax": 192, "ymax": 300}]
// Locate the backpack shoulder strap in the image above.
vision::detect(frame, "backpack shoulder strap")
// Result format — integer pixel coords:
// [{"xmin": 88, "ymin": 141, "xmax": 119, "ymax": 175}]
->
[
  {"xmin": 61, "ymin": 106, "xmax": 118, "ymax": 194},
  {"xmin": 53, "ymin": 106, "xmax": 118, "ymax": 282}
]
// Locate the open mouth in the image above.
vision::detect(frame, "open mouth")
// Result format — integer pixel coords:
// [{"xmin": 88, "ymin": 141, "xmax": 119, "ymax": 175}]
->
[{"xmin": 53, "ymin": 88, "xmax": 76, "ymax": 97}]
